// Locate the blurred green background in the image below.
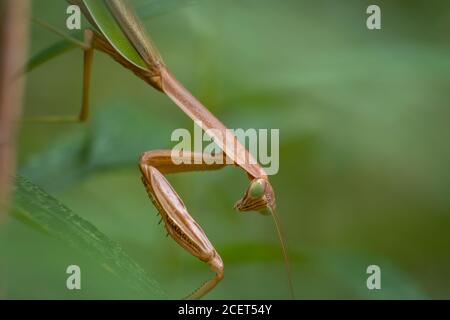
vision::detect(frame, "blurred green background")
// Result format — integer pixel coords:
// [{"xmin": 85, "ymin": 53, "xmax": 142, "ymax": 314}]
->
[{"xmin": 1, "ymin": 0, "xmax": 450, "ymax": 299}]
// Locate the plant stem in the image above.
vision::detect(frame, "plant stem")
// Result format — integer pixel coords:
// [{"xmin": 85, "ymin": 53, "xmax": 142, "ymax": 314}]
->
[{"xmin": 0, "ymin": 0, "xmax": 30, "ymax": 221}]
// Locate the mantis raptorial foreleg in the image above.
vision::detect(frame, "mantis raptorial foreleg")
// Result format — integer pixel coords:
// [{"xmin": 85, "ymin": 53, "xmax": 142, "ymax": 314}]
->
[
  {"xmin": 139, "ymin": 150, "xmax": 286, "ymax": 299},
  {"xmin": 139, "ymin": 150, "xmax": 230, "ymax": 299}
]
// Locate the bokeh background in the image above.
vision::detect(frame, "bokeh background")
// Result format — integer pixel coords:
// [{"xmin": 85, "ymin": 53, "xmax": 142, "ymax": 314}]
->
[{"xmin": 1, "ymin": 0, "xmax": 450, "ymax": 299}]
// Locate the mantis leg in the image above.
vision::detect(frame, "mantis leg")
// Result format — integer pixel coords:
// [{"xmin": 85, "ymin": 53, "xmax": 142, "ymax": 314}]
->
[
  {"xmin": 139, "ymin": 150, "xmax": 232, "ymax": 299},
  {"xmin": 24, "ymin": 30, "xmax": 94, "ymax": 123},
  {"xmin": 78, "ymin": 30, "xmax": 94, "ymax": 122}
]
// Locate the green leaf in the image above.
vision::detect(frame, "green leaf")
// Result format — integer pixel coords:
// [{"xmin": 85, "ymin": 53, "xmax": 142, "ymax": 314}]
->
[
  {"xmin": 9, "ymin": 175, "xmax": 166, "ymax": 298},
  {"xmin": 82, "ymin": 0, "xmax": 147, "ymax": 70},
  {"xmin": 26, "ymin": 0, "xmax": 198, "ymax": 72},
  {"xmin": 22, "ymin": 25, "xmax": 84, "ymax": 74},
  {"xmin": 24, "ymin": 38, "xmax": 77, "ymax": 73}
]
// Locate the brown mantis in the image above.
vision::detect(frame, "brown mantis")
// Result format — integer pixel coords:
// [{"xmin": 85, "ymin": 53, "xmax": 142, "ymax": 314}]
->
[{"xmin": 33, "ymin": 0, "xmax": 294, "ymax": 299}]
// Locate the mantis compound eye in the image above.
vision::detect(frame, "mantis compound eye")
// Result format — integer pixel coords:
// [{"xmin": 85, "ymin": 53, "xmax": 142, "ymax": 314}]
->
[
  {"xmin": 234, "ymin": 178, "xmax": 274, "ymax": 214},
  {"xmin": 249, "ymin": 179, "xmax": 266, "ymax": 199}
]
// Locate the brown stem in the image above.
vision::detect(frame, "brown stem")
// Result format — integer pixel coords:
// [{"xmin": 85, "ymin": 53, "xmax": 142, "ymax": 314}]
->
[{"xmin": 0, "ymin": 0, "xmax": 30, "ymax": 220}]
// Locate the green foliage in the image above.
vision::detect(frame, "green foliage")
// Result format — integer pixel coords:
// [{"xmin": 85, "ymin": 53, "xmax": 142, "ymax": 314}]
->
[
  {"xmin": 10, "ymin": 0, "xmax": 450, "ymax": 299},
  {"xmin": 24, "ymin": 0, "xmax": 197, "ymax": 73},
  {"xmin": 24, "ymin": 35, "xmax": 79, "ymax": 73},
  {"xmin": 20, "ymin": 103, "xmax": 173, "ymax": 191},
  {"xmin": 7, "ymin": 176, "xmax": 166, "ymax": 298}
]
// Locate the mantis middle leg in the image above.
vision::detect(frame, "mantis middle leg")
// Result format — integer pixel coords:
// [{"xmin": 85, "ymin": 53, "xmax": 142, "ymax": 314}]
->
[{"xmin": 24, "ymin": 29, "xmax": 95, "ymax": 123}]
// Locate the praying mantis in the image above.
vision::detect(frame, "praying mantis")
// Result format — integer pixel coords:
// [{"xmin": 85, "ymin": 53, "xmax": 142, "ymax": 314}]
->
[{"xmin": 33, "ymin": 0, "xmax": 294, "ymax": 299}]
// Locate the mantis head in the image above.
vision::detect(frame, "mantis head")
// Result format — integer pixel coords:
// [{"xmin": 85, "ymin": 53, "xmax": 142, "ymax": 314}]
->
[
  {"xmin": 234, "ymin": 178, "xmax": 276, "ymax": 215},
  {"xmin": 235, "ymin": 177, "xmax": 295, "ymax": 298}
]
